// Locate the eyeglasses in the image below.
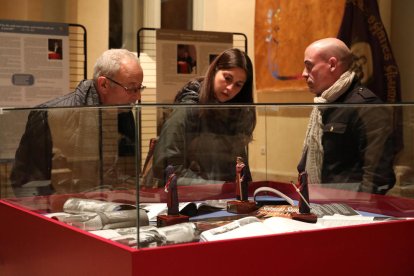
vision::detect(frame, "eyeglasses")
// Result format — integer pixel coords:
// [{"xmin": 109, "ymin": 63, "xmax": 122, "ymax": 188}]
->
[{"xmin": 104, "ymin": 76, "xmax": 146, "ymax": 94}]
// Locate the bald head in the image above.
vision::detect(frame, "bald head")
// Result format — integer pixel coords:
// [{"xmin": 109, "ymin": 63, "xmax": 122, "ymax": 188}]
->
[
  {"xmin": 302, "ymin": 38, "xmax": 353, "ymax": 95},
  {"xmin": 308, "ymin": 38, "xmax": 353, "ymax": 71}
]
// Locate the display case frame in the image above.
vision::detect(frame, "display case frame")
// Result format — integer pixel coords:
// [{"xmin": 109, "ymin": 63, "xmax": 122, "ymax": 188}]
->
[{"xmin": 1, "ymin": 103, "xmax": 414, "ymax": 275}]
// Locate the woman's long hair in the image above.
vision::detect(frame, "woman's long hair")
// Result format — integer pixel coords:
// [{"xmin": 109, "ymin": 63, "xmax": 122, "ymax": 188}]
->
[
  {"xmin": 199, "ymin": 48, "xmax": 254, "ymax": 104},
  {"xmin": 198, "ymin": 48, "xmax": 256, "ymax": 142}
]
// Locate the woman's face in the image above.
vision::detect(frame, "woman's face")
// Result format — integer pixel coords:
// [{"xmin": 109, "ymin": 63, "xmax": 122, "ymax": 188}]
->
[{"xmin": 213, "ymin": 67, "xmax": 246, "ymax": 102}]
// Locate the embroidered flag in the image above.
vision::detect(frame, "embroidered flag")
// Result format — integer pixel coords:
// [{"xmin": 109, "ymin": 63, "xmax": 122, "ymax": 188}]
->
[
  {"xmin": 338, "ymin": 0, "xmax": 403, "ymax": 153},
  {"xmin": 338, "ymin": 0, "xmax": 401, "ymax": 103}
]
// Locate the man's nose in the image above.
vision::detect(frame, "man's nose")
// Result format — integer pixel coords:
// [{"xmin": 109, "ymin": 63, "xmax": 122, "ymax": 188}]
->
[{"xmin": 302, "ymin": 68, "xmax": 308, "ymax": 79}]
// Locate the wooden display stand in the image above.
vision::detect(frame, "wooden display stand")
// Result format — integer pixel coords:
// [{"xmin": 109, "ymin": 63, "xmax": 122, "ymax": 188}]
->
[
  {"xmin": 156, "ymin": 214, "xmax": 189, "ymax": 227},
  {"xmin": 226, "ymin": 200, "xmax": 258, "ymax": 214},
  {"xmin": 291, "ymin": 212, "xmax": 318, "ymax": 223}
]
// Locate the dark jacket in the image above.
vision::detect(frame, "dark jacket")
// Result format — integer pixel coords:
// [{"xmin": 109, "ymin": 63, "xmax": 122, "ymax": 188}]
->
[
  {"xmin": 10, "ymin": 80, "xmax": 136, "ymax": 195},
  {"xmin": 320, "ymin": 80, "xmax": 396, "ymax": 194},
  {"xmin": 11, "ymin": 80, "xmax": 100, "ymax": 192},
  {"xmin": 152, "ymin": 78, "xmax": 255, "ymax": 187}
]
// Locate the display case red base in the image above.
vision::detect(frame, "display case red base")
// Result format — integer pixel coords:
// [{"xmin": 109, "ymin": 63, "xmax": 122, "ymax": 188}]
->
[{"xmin": 1, "ymin": 198, "xmax": 414, "ymax": 276}]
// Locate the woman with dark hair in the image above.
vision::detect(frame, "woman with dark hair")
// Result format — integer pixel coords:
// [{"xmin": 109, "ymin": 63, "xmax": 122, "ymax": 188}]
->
[{"xmin": 150, "ymin": 48, "xmax": 256, "ymax": 187}]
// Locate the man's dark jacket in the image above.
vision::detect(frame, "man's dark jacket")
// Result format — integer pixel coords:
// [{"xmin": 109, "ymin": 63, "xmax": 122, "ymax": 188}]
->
[
  {"xmin": 320, "ymin": 80, "xmax": 396, "ymax": 194},
  {"xmin": 10, "ymin": 80, "xmax": 101, "ymax": 193}
]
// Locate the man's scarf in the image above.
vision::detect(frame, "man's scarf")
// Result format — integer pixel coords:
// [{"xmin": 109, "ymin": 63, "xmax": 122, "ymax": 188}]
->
[{"xmin": 303, "ymin": 70, "xmax": 355, "ymax": 184}]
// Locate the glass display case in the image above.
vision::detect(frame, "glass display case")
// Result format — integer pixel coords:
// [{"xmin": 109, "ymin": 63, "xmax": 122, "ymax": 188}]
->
[{"xmin": 1, "ymin": 103, "xmax": 414, "ymax": 275}]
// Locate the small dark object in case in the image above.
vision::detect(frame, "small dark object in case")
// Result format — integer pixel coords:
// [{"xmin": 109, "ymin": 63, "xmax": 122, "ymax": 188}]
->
[
  {"xmin": 291, "ymin": 213, "xmax": 318, "ymax": 223},
  {"xmin": 227, "ymin": 200, "xmax": 258, "ymax": 214},
  {"xmin": 156, "ymin": 214, "xmax": 189, "ymax": 227}
]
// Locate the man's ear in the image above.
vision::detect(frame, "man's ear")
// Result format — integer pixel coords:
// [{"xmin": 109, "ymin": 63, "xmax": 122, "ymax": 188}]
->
[
  {"xmin": 328, "ymin": 57, "xmax": 338, "ymax": 72},
  {"xmin": 97, "ymin": 76, "xmax": 108, "ymax": 94}
]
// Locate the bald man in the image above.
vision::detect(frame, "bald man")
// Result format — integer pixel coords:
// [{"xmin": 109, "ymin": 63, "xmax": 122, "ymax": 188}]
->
[{"xmin": 299, "ymin": 38, "xmax": 396, "ymax": 194}]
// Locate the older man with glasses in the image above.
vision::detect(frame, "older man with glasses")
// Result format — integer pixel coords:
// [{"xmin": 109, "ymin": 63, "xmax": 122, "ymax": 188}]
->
[
  {"xmin": 93, "ymin": 49, "xmax": 145, "ymax": 104},
  {"xmin": 11, "ymin": 49, "xmax": 145, "ymax": 196}
]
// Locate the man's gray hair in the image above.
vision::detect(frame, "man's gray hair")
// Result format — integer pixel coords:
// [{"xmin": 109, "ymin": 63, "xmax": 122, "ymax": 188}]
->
[{"xmin": 93, "ymin": 49, "xmax": 140, "ymax": 83}]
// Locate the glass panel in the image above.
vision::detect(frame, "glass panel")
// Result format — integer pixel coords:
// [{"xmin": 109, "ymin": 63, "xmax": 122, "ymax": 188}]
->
[{"xmin": 1, "ymin": 103, "xmax": 414, "ymax": 249}]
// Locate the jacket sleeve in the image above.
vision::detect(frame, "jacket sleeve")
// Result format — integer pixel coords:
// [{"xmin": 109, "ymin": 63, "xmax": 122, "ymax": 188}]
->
[
  {"xmin": 152, "ymin": 108, "xmax": 188, "ymax": 187},
  {"xmin": 357, "ymin": 105, "xmax": 396, "ymax": 194},
  {"xmin": 10, "ymin": 110, "xmax": 53, "ymax": 194}
]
